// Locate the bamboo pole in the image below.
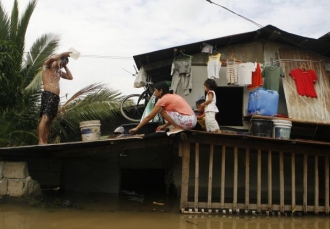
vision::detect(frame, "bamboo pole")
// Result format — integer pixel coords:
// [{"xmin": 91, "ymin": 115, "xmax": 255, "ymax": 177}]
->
[
  {"xmin": 180, "ymin": 142, "xmax": 190, "ymax": 210},
  {"xmin": 315, "ymin": 155, "xmax": 319, "ymax": 214},
  {"xmin": 279, "ymin": 152, "xmax": 284, "ymax": 213},
  {"xmin": 233, "ymin": 147, "xmax": 238, "ymax": 211},
  {"xmin": 245, "ymin": 149, "xmax": 250, "ymax": 212},
  {"xmin": 221, "ymin": 146, "xmax": 226, "ymax": 209},
  {"xmin": 303, "ymin": 154, "xmax": 308, "ymax": 213},
  {"xmin": 325, "ymin": 156, "xmax": 329, "ymax": 214},
  {"xmin": 268, "ymin": 150, "xmax": 272, "ymax": 211},
  {"xmin": 194, "ymin": 143, "xmax": 199, "ymax": 211},
  {"xmin": 292, "ymin": 153, "xmax": 296, "ymax": 213},
  {"xmin": 208, "ymin": 145, "xmax": 214, "ymax": 209},
  {"xmin": 257, "ymin": 150, "xmax": 261, "ymax": 212}
]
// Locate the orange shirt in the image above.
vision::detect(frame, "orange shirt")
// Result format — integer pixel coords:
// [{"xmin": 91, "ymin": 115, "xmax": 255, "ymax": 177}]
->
[{"xmin": 156, "ymin": 94, "xmax": 194, "ymax": 116}]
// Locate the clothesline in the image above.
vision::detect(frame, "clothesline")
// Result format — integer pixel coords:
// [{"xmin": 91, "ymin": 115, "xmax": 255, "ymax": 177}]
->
[
  {"xmin": 262, "ymin": 59, "xmax": 323, "ymax": 67},
  {"xmin": 278, "ymin": 58, "xmax": 323, "ymax": 63},
  {"xmin": 215, "ymin": 59, "xmax": 322, "ymax": 67},
  {"xmin": 201, "ymin": 44, "xmax": 324, "ymax": 65}
]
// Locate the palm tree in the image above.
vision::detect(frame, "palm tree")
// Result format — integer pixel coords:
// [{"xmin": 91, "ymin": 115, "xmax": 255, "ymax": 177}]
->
[
  {"xmin": 0, "ymin": 0, "xmax": 44, "ymax": 146},
  {"xmin": 50, "ymin": 83, "xmax": 124, "ymax": 142},
  {"xmin": 0, "ymin": 1, "xmax": 124, "ymax": 146}
]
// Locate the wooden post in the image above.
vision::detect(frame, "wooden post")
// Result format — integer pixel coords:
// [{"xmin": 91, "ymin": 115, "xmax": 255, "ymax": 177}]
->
[
  {"xmin": 257, "ymin": 150, "xmax": 261, "ymax": 212},
  {"xmin": 245, "ymin": 149, "xmax": 250, "ymax": 212},
  {"xmin": 221, "ymin": 146, "xmax": 226, "ymax": 209},
  {"xmin": 208, "ymin": 145, "xmax": 214, "ymax": 209},
  {"xmin": 180, "ymin": 142, "xmax": 190, "ymax": 210},
  {"xmin": 178, "ymin": 141, "xmax": 183, "ymax": 157},
  {"xmin": 292, "ymin": 153, "xmax": 296, "ymax": 213},
  {"xmin": 315, "ymin": 155, "xmax": 319, "ymax": 214},
  {"xmin": 279, "ymin": 152, "xmax": 284, "ymax": 213},
  {"xmin": 233, "ymin": 147, "xmax": 238, "ymax": 211},
  {"xmin": 303, "ymin": 154, "xmax": 308, "ymax": 213},
  {"xmin": 194, "ymin": 143, "xmax": 199, "ymax": 211},
  {"xmin": 268, "ymin": 150, "xmax": 272, "ymax": 211},
  {"xmin": 325, "ymin": 156, "xmax": 329, "ymax": 215}
]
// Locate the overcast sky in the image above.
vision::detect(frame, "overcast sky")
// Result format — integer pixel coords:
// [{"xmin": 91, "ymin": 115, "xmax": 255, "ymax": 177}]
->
[{"xmin": 2, "ymin": 0, "xmax": 330, "ymax": 100}]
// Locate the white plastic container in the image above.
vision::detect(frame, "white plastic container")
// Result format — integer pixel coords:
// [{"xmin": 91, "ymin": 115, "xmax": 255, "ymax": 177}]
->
[
  {"xmin": 272, "ymin": 119, "xmax": 292, "ymax": 140},
  {"xmin": 79, "ymin": 120, "xmax": 101, "ymax": 141},
  {"xmin": 68, "ymin": 47, "xmax": 81, "ymax": 60}
]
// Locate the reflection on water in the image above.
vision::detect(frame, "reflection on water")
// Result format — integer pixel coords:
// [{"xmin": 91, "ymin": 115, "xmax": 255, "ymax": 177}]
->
[
  {"xmin": 0, "ymin": 194, "xmax": 329, "ymax": 229},
  {"xmin": 180, "ymin": 215, "xmax": 330, "ymax": 229}
]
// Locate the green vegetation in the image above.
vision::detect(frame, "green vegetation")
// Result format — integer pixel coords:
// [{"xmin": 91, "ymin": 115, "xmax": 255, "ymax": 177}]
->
[{"xmin": 0, "ymin": 1, "xmax": 124, "ymax": 146}]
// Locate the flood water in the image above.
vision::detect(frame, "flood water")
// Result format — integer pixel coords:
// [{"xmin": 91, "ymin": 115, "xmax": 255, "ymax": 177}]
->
[{"xmin": 0, "ymin": 192, "xmax": 329, "ymax": 229}]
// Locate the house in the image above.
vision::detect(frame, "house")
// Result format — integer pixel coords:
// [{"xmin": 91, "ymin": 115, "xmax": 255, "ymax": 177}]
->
[
  {"xmin": 133, "ymin": 24, "xmax": 330, "ymax": 136},
  {"xmin": 131, "ymin": 24, "xmax": 330, "ymax": 214}
]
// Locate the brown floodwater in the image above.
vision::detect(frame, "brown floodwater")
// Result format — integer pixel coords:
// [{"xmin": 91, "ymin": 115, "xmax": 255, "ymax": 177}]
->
[{"xmin": 0, "ymin": 193, "xmax": 329, "ymax": 229}]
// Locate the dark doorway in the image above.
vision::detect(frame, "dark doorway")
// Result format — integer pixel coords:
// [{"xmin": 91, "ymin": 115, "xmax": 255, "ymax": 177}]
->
[
  {"xmin": 120, "ymin": 169, "xmax": 166, "ymax": 195},
  {"xmin": 215, "ymin": 86, "xmax": 243, "ymax": 126}
]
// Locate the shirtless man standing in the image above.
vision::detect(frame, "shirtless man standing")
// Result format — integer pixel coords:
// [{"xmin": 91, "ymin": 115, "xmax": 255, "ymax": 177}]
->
[{"xmin": 38, "ymin": 52, "xmax": 73, "ymax": 145}]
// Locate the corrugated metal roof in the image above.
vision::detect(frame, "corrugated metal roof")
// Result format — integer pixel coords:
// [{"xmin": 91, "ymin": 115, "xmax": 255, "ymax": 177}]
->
[
  {"xmin": 278, "ymin": 48, "xmax": 330, "ymax": 122},
  {"xmin": 319, "ymin": 32, "xmax": 330, "ymax": 42},
  {"xmin": 133, "ymin": 25, "xmax": 330, "ymax": 69}
]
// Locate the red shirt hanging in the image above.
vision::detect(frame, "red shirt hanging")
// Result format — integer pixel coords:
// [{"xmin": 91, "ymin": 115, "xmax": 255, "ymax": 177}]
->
[
  {"xmin": 289, "ymin": 68, "xmax": 317, "ymax": 98},
  {"xmin": 247, "ymin": 62, "xmax": 263, "ymax": 90}
]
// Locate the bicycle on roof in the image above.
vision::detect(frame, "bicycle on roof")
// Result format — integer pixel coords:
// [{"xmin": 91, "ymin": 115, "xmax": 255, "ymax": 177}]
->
[{"xmin": 120, "ymin": 81, "xmax": 163, "ymax": 123}]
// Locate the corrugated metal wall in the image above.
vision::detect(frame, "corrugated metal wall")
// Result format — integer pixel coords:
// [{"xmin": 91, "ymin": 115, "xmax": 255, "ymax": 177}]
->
[{"xmin": 278, "ymin": 48, "xmax": 330, "ymax": 122}]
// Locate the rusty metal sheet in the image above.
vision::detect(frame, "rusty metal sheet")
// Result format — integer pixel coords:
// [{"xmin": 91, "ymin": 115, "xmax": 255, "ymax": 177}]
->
[{"xmin": 278, "ymin": 48, "xmax": 330, "ymax": 122}]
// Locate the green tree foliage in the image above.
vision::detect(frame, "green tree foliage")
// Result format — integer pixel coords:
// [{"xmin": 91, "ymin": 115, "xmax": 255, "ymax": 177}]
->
[
  {"xmin": 0, "ymin": 40, "xmax": 20, "ymax": 110},
  {"xmin": 0, "ymin": 1, "xmax": 124, "ymax": 147}
]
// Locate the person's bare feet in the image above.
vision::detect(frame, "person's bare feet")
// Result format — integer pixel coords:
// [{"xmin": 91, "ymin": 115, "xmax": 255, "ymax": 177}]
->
[
  {"xmin": 170, "ymin": 128, "xmax": 183, "ymax": 132},
  {"xmin": 166, "ymin": 128, "xmax": 184, "ymax": 136}
]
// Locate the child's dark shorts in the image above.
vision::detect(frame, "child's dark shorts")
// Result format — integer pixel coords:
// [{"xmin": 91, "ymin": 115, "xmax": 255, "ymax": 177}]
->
[{"xmin": 39, "ymin": 91, "xmax": 60, "ymax": 118}]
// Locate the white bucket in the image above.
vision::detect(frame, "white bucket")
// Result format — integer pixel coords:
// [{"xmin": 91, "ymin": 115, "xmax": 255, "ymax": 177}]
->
[
  {"xmin": 79, "ymin": 120, "xmax": 101, "ymax": 141},
  {"xmin": 68, "ymin": 47, "xmax": 81, "ymax": 60},
  {"xmin": 272, "ymin": 119, "xmax": 292, "ymax": 140}
]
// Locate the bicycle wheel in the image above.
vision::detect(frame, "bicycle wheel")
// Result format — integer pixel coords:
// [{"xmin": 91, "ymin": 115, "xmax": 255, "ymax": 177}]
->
[{"xmin": 120, "ymin": 94, "xmax": 147, "ymax": 122}]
